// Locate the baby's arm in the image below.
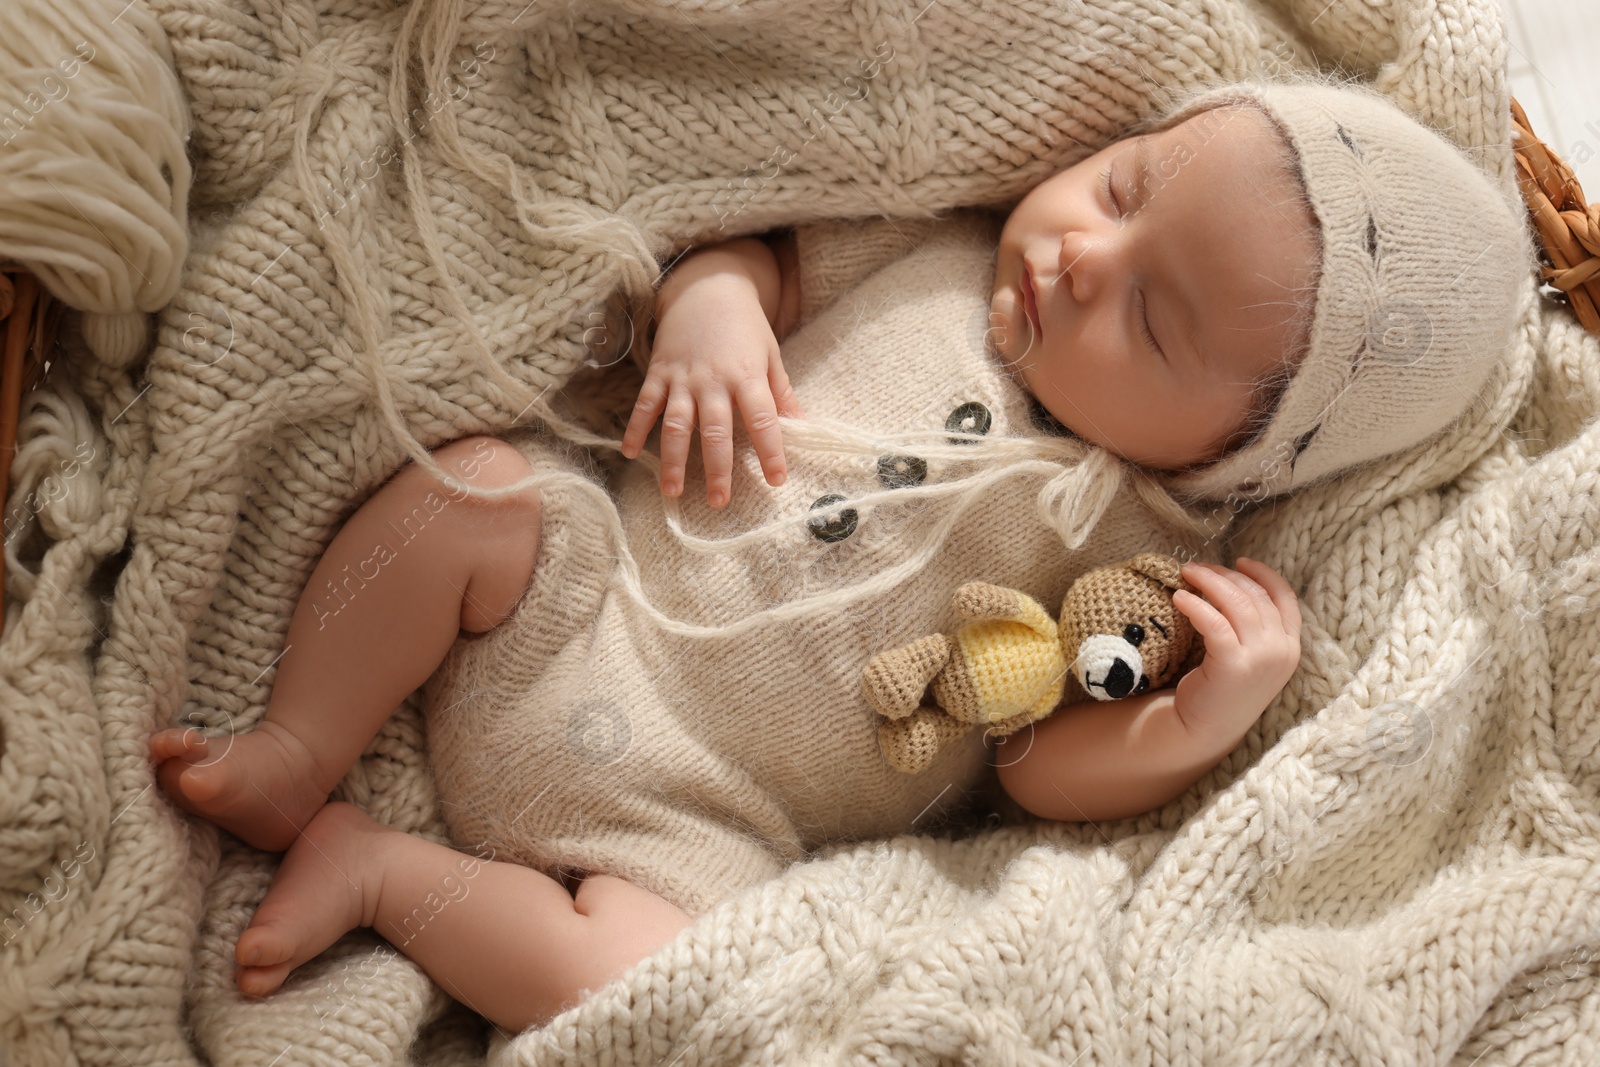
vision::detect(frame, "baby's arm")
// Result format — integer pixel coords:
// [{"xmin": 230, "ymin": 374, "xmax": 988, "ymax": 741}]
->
[
  {"xmin": 621, "ymin": 231, "xmax": 804, "ymax": 508},
  {"xmin": 997, "ymin": 558, "xmax": 1303, "ymax": 823},
  {"xmin": 994, "ymin": 688, "xmax": 1238, "ymax": 822}
]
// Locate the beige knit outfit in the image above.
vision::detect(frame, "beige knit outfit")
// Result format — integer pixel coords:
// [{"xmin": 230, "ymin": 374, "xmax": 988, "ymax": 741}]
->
[{"xmin": 423, "ymin": 210, "xmax": 1216, "ymax": 919}]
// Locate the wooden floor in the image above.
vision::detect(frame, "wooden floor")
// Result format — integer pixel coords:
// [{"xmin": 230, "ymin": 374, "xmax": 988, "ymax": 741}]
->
[{"xmin": 1505, "ymin": 0, "xmax": 1600, "ymax": 198}]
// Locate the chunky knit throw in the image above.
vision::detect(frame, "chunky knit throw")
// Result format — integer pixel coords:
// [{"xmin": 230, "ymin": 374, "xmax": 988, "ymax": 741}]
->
[{"xmin": 4, "ymin": 0, "xmax": 1599, "ymax": 1063}]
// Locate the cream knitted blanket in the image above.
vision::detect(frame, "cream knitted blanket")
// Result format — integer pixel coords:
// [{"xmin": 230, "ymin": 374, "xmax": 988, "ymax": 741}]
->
[{"xmin": 4, "ymin": 0, "xmax": 1600, "ymax": 1063}]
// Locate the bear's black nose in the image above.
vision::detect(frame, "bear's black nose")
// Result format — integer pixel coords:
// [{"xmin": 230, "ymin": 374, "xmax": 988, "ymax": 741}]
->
[{"xmin": 1104, "ymin": 659, "xmax": 1135, "ymax": 698}]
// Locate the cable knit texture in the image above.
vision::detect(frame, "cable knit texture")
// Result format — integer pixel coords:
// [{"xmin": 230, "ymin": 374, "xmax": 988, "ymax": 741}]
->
[{"xmin": 2, "ymin": 0, "xmax": 1598, "ymax": 1064}]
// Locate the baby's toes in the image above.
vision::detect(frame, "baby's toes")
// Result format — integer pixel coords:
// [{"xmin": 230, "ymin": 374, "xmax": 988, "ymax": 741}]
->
[
  {"xmin": 149, "ymin": 727, "xmax": 205, "ymax": 762},
  {"xmin": 236, "ymin": 959, "xmax": 296, "ymax": 998},
  {"xmin": 159, "ymin": 750, "xmax": 232, "ymax": 806},
  {"xmin": 236, "ymin": 921, "xmax": 297, "ymax": 970},
  {"xmin": 227, "ymin": 803, "xmax": 377, "ymax": 997},
  {"xmin": 234, "ymin": 914, "xmax": 304, "ymax": 997}
]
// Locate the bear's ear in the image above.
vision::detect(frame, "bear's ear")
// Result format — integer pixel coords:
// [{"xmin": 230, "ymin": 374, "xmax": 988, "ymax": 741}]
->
[{"xmin": 1125, "ymin": 552, "xmax": 1184, "ymax": 591}]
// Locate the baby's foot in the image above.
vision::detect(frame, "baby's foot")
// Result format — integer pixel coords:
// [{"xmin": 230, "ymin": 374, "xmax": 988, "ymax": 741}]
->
[
  {"xmin": 234, "ymin": 801, "xmax": 388, "ymax": 997},
  {"xmin": 149, "ymin": 720, "xmax": 332, "ymax": 853}
]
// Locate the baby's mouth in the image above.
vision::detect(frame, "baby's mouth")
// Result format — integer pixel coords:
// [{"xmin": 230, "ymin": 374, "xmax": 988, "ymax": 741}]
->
[{"xmin": 1019, "ymin": 261, "xmax": 1043, "ymax": 340}]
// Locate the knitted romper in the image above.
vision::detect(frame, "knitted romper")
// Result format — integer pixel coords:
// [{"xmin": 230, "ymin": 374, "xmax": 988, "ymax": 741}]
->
[{"xmin": 421, "ymin": 210, "xmax": 1213, "ymax": 919}]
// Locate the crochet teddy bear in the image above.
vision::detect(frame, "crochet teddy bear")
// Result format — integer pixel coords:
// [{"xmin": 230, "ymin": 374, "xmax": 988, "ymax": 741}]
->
[{"xmin": 863, "ymin": 552, "xmax": 1207, "ymax": 774}]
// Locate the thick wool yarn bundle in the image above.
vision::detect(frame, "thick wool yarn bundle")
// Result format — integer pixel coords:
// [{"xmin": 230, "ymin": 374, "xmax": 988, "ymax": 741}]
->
[
  {"xmin": 0, "ymin": 0, "xmax": 190, "ymax": 313},
  {"xmin": 2, "ymin": 0, "xmax": 1598, "ymax": 1064}
]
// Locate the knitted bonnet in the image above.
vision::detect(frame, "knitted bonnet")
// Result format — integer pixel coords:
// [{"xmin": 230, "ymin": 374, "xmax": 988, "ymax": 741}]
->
[{"xmin": 1138, "ymin": 79, "xmax": 1534, "ymax": 505}]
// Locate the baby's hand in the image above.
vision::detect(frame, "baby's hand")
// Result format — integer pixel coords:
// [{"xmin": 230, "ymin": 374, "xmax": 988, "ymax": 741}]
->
[
  {"xmin": 1170, "ymin": 557, "xmax": 1303, "ymax": 744},
  {"xmin": 620, "ymin": 273, "xmax": 803, "ymax": 509}
]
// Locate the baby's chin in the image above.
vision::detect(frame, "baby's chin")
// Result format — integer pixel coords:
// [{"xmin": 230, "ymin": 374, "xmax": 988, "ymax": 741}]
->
[{"xmin": 985, "ymin": 287, "xmax": 1034, "ymax": 365}]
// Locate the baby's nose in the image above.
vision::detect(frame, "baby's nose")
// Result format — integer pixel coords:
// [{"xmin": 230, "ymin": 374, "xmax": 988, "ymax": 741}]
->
[{"xmin": 1057, "ymin": 229, "xmax": 1121, "ymax": 304}]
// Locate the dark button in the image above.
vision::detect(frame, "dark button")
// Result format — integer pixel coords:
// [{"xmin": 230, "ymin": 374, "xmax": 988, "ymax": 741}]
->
[
  {"xmin": 807, "ymin": 493, "xmax": 858, "ymax": 542},
  {"xmin": 876, "ymin": 453, "xmax": 927, "ymax": 489},
  {"xmin": 945, "ymin": 401, "xmax": 992, "ymax": 444}
]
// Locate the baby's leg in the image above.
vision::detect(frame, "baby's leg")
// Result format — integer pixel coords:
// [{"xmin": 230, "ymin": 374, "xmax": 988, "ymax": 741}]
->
[
  {"xmin": 237, "ymin": 802, "xmax": 693, "ymax": 1035},
  {"xmin": 149, "ymin": 436, "xmax": 542, "ymax": 851}
]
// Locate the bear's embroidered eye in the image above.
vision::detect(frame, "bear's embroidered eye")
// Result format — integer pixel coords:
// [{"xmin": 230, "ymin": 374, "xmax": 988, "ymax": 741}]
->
[{"xmin": 1123, "ymin": 623, "xmax": 1145, "ymax": 646}]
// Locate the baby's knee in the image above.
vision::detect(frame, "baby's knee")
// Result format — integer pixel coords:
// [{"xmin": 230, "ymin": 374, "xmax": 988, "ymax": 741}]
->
[
  {"xmin": 417, "ymin": 437, "xmax": 542, "ymax": 632},
  {"xmin": 427, "ymin": 436, "xmax": 542, "ymax": 510}
]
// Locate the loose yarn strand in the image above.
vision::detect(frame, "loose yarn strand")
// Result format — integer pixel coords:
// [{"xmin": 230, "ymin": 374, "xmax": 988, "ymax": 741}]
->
[
  {"xmin": 289, "ymin": 0, "xmax": 659, "ymax": 509},
  {"xmin": 1035, "ymin": 446, "xmax": 1126, "ymax": 551}
]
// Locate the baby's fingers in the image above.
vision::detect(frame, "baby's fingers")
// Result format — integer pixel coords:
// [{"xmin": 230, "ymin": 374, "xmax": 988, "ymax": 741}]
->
[
  {"xmin": 1173, "ymin": 586, "xmax": 1237, "ymax": 652},
  {"xmin": 1182, "ymin": 562, "xmax": 1264, "ymax": 634},
  {"xmin": 1236, "ymin": 557, "xmax": 1303, "ymax": 640},
  {"xmin": 621, "ymin": 377, "xmax": 668, "ymax": 459},
  {"xmin": 699, "ymin": 391, "xmax": 735, "ymax": 508},
  {"xmin": 769, "ymin": 354, "xmax": 804, "ymax": 419},
  {"xmin": 658, "ymin": 387, "xmax": 697, "ymax": 497},
  {"xmin": 736, "ymin": 379, "xmax": 788, "ymax": 488}
]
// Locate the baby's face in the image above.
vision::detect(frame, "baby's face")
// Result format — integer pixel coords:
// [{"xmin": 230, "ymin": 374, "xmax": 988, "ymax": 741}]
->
[{"xmin": 990, "ymin": 106, "xmax": 1318, "ymax": 471}]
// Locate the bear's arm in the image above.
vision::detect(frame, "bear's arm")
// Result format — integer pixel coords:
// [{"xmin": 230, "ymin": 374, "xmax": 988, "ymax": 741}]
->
[{"xmin": 952, "ymin": 583, "xmax": 1056, "ymax": 638}]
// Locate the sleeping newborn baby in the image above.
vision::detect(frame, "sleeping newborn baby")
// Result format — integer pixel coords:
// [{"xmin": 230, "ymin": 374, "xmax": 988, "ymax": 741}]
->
[{"xmin": 147, "ymin": 78, "xmax": 1529, "ymax": 1034}]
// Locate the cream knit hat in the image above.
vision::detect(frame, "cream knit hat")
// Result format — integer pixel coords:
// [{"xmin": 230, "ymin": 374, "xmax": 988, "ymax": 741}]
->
[{"xmin": 1143, "ymin": 79, "xmax": 1534, "ymax": 505}]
